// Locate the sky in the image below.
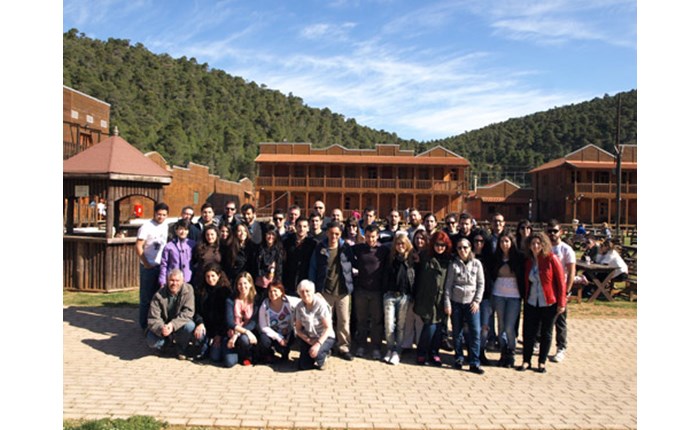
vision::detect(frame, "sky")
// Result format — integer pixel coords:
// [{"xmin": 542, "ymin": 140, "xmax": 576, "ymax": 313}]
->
[{"xmin": 62, "ymin": 0, "xmax": 637, "ymax": 141}]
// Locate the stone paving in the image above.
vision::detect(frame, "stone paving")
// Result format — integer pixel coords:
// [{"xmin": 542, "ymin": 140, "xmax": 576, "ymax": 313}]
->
[{"xmin": 64, "ymin": 306, "xmax": 636, "ymax": 429}]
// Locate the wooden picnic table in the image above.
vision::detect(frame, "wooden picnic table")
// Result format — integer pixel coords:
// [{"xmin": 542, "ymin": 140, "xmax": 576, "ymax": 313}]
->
[
  {"xmin": 576, "ymin": 259, "xmax": 617, "ymax": 303},
  {"xmin": 621, "ymin": 244, "xmax": 637, "ymax": 259}
]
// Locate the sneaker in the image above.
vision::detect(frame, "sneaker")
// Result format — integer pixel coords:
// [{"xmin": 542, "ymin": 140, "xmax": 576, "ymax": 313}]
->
[
  {"xmin": 416, "ymin": 356, "xmax": 427, "ymax": 365},
  {"xmin": 339, "ymin": 351, "xmax": 354, "ymax": 361},
  {"xmin": 383, "ymin": 351, "xmax": 392, "ymax": 363},
  {"xmin": 355, "ymin": 347, "xmax": 365, "ymax": 358},
  {"xmin": 371, "ymin": 349, "xmax": 382, "ymax": 360},
  {"xmin": 429, "ymin": 355, "xmax": 442, "ymax": 367},
  {"xmin": 316, "ymin": 357, "xmax": 330, "ymax": 370},
  {"xmin": 452, "ymin": 358, "xmax": 464, "ymax": 370},
  {"xmin": 533, "ymin": 341, "xmax": 540, "ymax": 355},
  {"xmin": 242, "ymin": 359, "xmax": 252, "ymax": 366},
  {"xmin": 551, "ymin": 348, "xmax": 566, "ymax": 363},
  {"xmin": 389, "ymin": 351, "xmax": 400, "ymax": 365},
  {"xmin": 469, "ymin": 365, "xmax": 485, "ymax": 375},
  {"xmin": 177, "ymin": 353, "xmax": 189, "ymax": 361}
]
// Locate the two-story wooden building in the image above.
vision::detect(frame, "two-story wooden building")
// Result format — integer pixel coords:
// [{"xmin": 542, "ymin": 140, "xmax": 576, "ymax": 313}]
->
[
  {"xmin": 63, "ymin": 86, "xmax": 111, "ymax": 159},
  {"xmin": 255, "ymin": 143, "xmax": 470, "ymax": 219},
  {"xmin": 529, "ymin": 144, "xmax": 637, "ymax": 224},
  {"xmin": 465, "ymin": 179, "xmax": 534, "ymax": 222}
]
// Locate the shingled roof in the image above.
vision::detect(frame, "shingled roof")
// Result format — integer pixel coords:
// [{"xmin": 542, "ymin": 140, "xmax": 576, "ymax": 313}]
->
[{"xmin": 63, "ymin": 135, "xmax": 172, "ymax": 183}]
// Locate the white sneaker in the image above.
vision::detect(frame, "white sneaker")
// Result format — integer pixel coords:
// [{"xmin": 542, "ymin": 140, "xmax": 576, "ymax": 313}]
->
[
  {"xmin": 533, "ymin": 341, "xmax": 540, "ymax": 354},
  {"xmin": 355, "ymin": 347, "xmax": 365, "ymax": 358},
  {"xmin": 371, "ymin": 349, "xmax": 382, "ymax": 360},
  {"xmin": 383, "ymin": 352, "xmax": 392, "ymax": 363},
  {"xmin": 551, "ymin": 348, "xmax": 566, "ymax": 363},
  {"xmin": 389, "ymin": 351, "xmax": 400, "ymax": 365}
]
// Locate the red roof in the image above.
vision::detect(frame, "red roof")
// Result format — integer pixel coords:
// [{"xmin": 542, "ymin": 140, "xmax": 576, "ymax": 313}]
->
[
  {"xmin": 63, "ymin": 135, "xmax": 172, "ymax": 179},
  {"xmin": 255, "ymin": 153, "xmax": 469, "ymax": 166},
  {"xmin": 529, "ymin": 159, "xmax": 637, "ymax": 173}
]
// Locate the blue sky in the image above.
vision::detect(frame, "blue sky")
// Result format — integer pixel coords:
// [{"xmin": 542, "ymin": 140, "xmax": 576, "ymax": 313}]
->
[{"xmin": 63, "ymin": 0, "xmax": 636, "ymax": 141}]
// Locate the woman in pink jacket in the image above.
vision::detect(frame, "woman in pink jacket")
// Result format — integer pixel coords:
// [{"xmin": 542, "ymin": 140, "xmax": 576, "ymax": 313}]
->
[{"xmin": 517, "ymin": 231, "xmax": 567, "ymax": 374}]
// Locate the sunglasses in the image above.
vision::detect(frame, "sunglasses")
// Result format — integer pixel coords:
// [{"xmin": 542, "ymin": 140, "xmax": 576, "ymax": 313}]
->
[
  {"xmin": 548, "ymin": 229, "xmax": 560, "ymax": 234},
  {"xmin": 314, "ymin": 206, "xmax": 324, "ymax": 209},
  {"xmin": 434, "ymin": 242, "xmax": 447, "ymax": 247},
  {"xmin": 225, "ymin": 207, "xmax": 236, "ymax": 211},
  {"xmin": 274, "ymin": 217, "xmax": 284, "ymax": 221}
]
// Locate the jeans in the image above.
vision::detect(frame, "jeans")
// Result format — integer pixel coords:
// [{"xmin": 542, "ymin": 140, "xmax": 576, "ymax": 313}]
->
[
  {"xmin": 522, "ymin": 303, "xmax": 557, "ymax": 365},
  {"xmin": 222, "ymin": 332, "xmax": 256, "ymax": 368},
  {"xmin": 492, "ymin": 295, "xmax": 521, "ymax": 351},
  {"xmin": 450, "ymin": 301, "xmax": 481, "ymax": 366},
  {"xmin": 322, "ymin": 292, "xmax": 352, "ymax": 353},
  {"xmin": 383, "ymin": 292, "xmax": 410, "ymax": 353},
  {"xmin": 259, "ymin": 331, "xmax": 295, "ymax": 359},
  {"xmin": 139, "ymin": 266, "xmax": 161, "ymax": 330},
  {"xmin": 480, "ymin": 298, "xmax": 493, "ymax": 353},
  {"xmin": 146, "ymin": 320, "xmax": 195, "ymax": 354},
  {"xmin": 554, "ymin": 305, "xmax": 568, "ymax": 350},
  {"xmin": 417, "ymin": 321, "xmax": 444, "ymax": 359},
  {"xmin": 298, "ymin": 337, "xmax": 335, "ymax": 370},
  {"xmin": 354, "ymin": 289, "xmax": 383, "ymax": 351}
]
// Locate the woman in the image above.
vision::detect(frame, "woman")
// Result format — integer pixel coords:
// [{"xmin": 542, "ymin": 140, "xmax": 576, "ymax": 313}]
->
[
  {"xmin": 517, "ymin": 232, "xmax": 566, "ymax": 373},
  {"xmin": 257, "ymin": 280, "xmax": 300, "ymax": 362},
  {"xmin": 444, "ymin": 237, "xmax": 485, "ymax": 374},
  {"xmin": 226, "ymin": 223, "xmax": 258, "ymax": 283},
  {"xmin": 400, "ymin": 230, "xmax": 429, "ymax": 353},
  {"xmin": 423, "ymin": 213, "xmax": 439, "ymax": 237},
  {"xmin": 192, "ymin": 225, "xmax": 222, "ymax": 288},
  {"xmin": 490, "ymin": 231, "xmax": 525, "ymax": 368},
  {"xmin": 193, "ymin": 263, "xmax": 233, "ymax": 363},
  {"xmin": 223, "ymin": 272, "xmax": 258, "ymax": 367},
  {"xmin": 342, "ymin": 216, "xmax": 364, "ymax": 246},
  {"xmin": 413, "ymin": 230, "xmax": 452, "ymax": 366},
  {"xmin": 470, "ymin": 228, "xmax": 494, "ymax": 366},
  {"xmin": 515, "ymin": 219, "xmax": 533, "ymax": 251},
  {"xmin": 294, "ymin": 280, "xmax": 336, "ymax": 370},
  {"xmin": 381, "ymin": 234, "xmax": 415, "ymax": 365},
  {"xmin": 255, "ymin": 225, "xmax": 284, "ymax": 304},
  {"xmin": 591, "ymin": 239, "xmax": 628, "ymax": 283}
]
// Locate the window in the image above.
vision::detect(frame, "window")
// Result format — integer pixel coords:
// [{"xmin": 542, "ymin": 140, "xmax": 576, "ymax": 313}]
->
[
  {"xmin": 450, "ymin": 168, "xmax": 459, "ymax": 181},
  {"xmin": 367, "ymin": 167, "xmax": 377, "ymax": 179},
  {"xmin": 193, "ymin": 192, "xmax": 199, "ymax": 204},
  {"xmin": 294, "ymin": 165, "xmax": 305, "ymax": 177},
  {"xmin": 418, "ymin": 197, "xmax": 428, "ymax": 211},
  {"xmin": 344, "ymin": 196, "xmax": 352, "ymax": 210}
]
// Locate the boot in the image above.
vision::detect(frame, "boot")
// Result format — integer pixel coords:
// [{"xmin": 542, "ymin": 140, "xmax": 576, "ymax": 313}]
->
[
  {"xmin": 479, "ymin": 349, "xmax": 491, "ymax": 366},
  {"xmin": 505, "ymin": 348, "xmax": 516, "ymax": 368},
  {"xmin": 498, "ymin": 345, "xmax": 508, "ymax": 367}
]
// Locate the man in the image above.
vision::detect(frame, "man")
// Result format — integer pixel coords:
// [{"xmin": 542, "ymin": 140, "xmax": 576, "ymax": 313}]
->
[
  {"xmin": 449, "ymin": 212, "xmax": 474, "ymax": 249},
  {"xmin": 309, "ymin": 221, "xmax": 355, "ymax": 361},
  {"xmin": 351, "ymin": 224, "xmax": 389, "ymax": 359},
  {"xmin": 271, "ymin": 208, "xmax": 288, "ymax": 237},
  {"xmin": 443, "ymin": 213, "xmax": 459, "ymax": 242},
  {"xmin": 308, "ymin": 210, "xmax": 325, "ymax": 243},
  {"xmin": 216, "ymin": 200, "xmax": 240, "ymax": 229},
  {"xmin": 192, "ymin": 203, "xmax": 219, "ymax": 239},
  {"xmin": 285, "ymin": 204, "xmax": 302, "ymax": 235},
  {"xmin": 358, "ymin": 206, "xmax": 377, "ymax": 235},
  {"xmin": 546, "ymin": 219, "xmax": 576, "ymax": 363},
  {"xmin": 282, "ymin": 216, "xmax": 316, "ymax": 297},
  {"xmin": 330, "ymin": 208, "xmax": 344, "ymax": 227},
  {"xmin": 406, "ymin": 208, "xmax": 425, "ymax": 241},
  {"xmin": 488, "ymin": 213, "xmax": 506, "ymax": 254},
  {"xmin": 168, "ymin": 205, "xmax": 197, "ymax": 241},
  {"xmin": 313, "ymin": 200, "xmax": 332, "ymax": 229},
  {"xmin": 240, "ymin": 203, "xmax": 263, "ymax": 245},
  {"xmin": 136, "ymin": 202, "xmax": 171, "ymax": 330},
  {"xmin": 145, "ymin": 269, "xmax": 196, "ymax": 360},
  {"xmin": 379, "ymin": 209, "xmax": 404, "ymax": 245}
]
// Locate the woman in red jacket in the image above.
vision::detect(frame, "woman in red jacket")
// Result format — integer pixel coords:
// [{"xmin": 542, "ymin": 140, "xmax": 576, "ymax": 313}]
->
[{"xmin": 517, "ymin": 231, "xmax": 567, "ymax": 373}]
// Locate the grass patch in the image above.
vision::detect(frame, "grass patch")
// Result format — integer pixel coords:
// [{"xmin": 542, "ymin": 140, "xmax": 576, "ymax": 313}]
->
[
  {"xmin": 567, "ymin": 298, "xmax": 636, "ymax": 319},
  {"xmin": 63, "ymin": 416, "xmax": 165, "ymax": 430},
  {"xmin": 63, "ymin": 290, "xmax": 139, "ymax": 307}
]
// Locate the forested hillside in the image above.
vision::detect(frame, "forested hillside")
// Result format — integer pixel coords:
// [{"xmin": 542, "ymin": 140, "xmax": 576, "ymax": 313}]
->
[{"xmin": 63, "ymin": 29, "xmax": 636, "ymax": 182}]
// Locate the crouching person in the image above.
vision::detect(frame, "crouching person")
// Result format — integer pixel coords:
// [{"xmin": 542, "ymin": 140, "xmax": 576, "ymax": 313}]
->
[
  {"xmin": 146, "ymin": 269, "xmax": 196, "ymax": 359},
  {"xmin": 294, "ymin": 280, "xmax": 335, "ymax": 370}
]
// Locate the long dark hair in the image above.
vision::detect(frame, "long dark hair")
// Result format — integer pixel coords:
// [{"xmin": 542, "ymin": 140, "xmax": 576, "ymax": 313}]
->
[{"xmin": 195, "ymin": 225, "xmax": 220, "ymax": 258}]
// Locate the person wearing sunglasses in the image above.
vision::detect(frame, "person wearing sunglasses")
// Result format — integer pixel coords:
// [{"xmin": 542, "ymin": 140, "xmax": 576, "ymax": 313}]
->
[{"xmin": 444, "ymin": 238, "xmax": 486, "ymax": 374}]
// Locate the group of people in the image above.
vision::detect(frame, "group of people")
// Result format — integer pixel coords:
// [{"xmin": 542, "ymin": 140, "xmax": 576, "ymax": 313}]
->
[{"xmin": 136, "ymin": 200, "xmax": 625, "ymax": 373}]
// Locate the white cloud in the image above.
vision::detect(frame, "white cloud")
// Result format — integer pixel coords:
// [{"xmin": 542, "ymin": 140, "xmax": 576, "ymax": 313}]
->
[{"xmin": 300, "ymin": 22, "xmax": 357, "ymax": 40}]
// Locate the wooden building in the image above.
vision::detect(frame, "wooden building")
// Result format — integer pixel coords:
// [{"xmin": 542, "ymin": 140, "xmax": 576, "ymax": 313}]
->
[
  {"xmin": 63, "ymin": 86, "xmax": 110, "ymax": 159},
  {"xmin": 529, "ymin": 144, "xmax": 637, "ymax": 224},
  {"xmin": 255, "ymin": 143, "xmax": 470, "ymax": 219},
  {"xmin": 465, "ymin": 179, "xmax": 534, "ymax": 222}
]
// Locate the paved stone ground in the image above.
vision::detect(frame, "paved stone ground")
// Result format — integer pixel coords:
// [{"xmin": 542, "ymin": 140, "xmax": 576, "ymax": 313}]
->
[{"xmin": 64, "ymin": 306, "xmax": 636, "ymax": 429}]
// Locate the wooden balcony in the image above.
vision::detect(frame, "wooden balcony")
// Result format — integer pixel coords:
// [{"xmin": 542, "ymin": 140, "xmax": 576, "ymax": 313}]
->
[
  {"xmin": 574, "ymin": 183, "xmax": 637, "ymax": 195},
  {"xmin": 256, "ymin": 175, "xmax": 463, "ymax": 193}
]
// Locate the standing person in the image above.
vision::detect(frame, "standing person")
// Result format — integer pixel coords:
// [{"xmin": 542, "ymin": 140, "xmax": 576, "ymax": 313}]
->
[
  {"xmin": 159, "ymin": 219, "xmax": 195, "ymax": 287},
  {"xmin": 285, "ymin": 205, "xmax": 302, "ymax": 236},
  {"xmin": 136, "ymin": 202, "xmax": 170, "ymax": 330},
  {"xmin": 308, "ymin": 210, "xmax": 326, "ymax": 243},
  {"xmin": 257, "ymin": 280, "xmax": 301, "ymax": 363},
  {"xmin": 490, "ymin": 231, "xmax": 525, "ymax": 368},
  {"xmin": 517, "ymin": 232, "xmax": 567, "ymax": 373},
  {"xmin": 294, "ymin": 280, "xmax": 336, "ymax": 370},
  {"xmin": 330, "ymin": 208, "xmax": 344, "ymax": 227},
  {"xmin": 470, "ymin": 228, "xmax": 495, "ymax": 365},
  {"xmin": 444, "ymin": 237, "xmax": 486, "ymax": 374},
  {"xmin": 488, "ymin": 213, "xmax": 506, "ymax": 254},
  {"xmin": 254, "ymin": 225, "xmax": 284, "ymax": 304},
  {"xmin": 223, "ymin": 272, "xmax": 258, "ymax": 367},
  {"xmin": 546, "ymin": 220, "xmax": 576, "ymax": 363},
  {"xmin": 191, "ymin": 225, "xmax": 222, "ymax": 289},
  {"xmin": 282, "ymin": 216, "xmax": 315, "ymax": 297},
  {"xmin": 168, "ymin": 205, "xmax": 198, "ymax": 241},
  {"xmin": 358, "ymin": 206, "xmax": 377, "ymax": 235},
  {"xmin": 352, "ymin": 224, "xmax": 389, "ymax": 360},
  {"xmin": 225, "ymin": 223, "xmax": 257, "ymax": 283},
  {"xmin": 240, "ymin": 203, "xmax": 263, "ymax": 245},
  {"xmin": 413, "ymin": 231, "xmax": 452, "ymax": 366},
  {"xmin": 217, "ymin": 200, "xmax": 239, "ymax": 229},
  {"xmin": 401, "ymin": 229, "xmax": 429, "ymax": 353},
  {"xmin": 342, "ymin": 216, "xmax": 364, "ymax": 246},
  {"xmin": 312, "ymin": 200, "xmax": 331, "ymax": 229},
  {"xmin": 192, "ymin": 263, "xmax": 233, "ymax": 364},
  {"xmin": 145, "ymin": 269, "xmax": 196, "ymax": 359},
  {"xmin": 422, "ymin": 213, "xmax": 439, "ymax": 237},
  {"xmin": 271, "ymin": 209, "xmax": 288, "ymax": 238},
  {"xmin": 515, "ymin": 219, "xmax": 533, "ymax": 251},
  {"xmin": 443, "ymin": 213, "xmax": 459, "ymax": 242},
  {"xmin": 192, "ymin": 203, "xmax": 219, "ymax": 239},
  {"xmin": 308, "ymin": 221, "xmax": 355, "ymax": 361},
  {"xmin": 406, "ymin": 208, "xmax": 425, "ymax": 241},
  {"xmin": 379, "ymin": 209, "xmax": 403, "ymax": 245},
  {"xmin": 381, "ymin": 234, "xmax": 415, "ymax": 365},
  {"xmin": 450, "ymin": 212, "xmax": 474, "ymax": 249}
]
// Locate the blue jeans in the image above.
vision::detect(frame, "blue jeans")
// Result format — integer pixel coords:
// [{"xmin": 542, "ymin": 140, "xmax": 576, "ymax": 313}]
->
[
  {"xmin": 383, "ymin": 293, "xmax": 410, "ymax": 353},
  {"xmin": 298, "ymin": 337, "xmax": 335, "ymax": 370},
  {"xmin": 480, "ymin": 298, "xmax": 493, "ymax": 353},
  {"xmin": 417, "ymin": 322, "xmax": 444, "ymax": 359},
  {"xmin": 450, "ymin": 301, "xmax": 481, "ymax": 366},
  {"xmin": 139, "ymin": 266, "xmax": 161, "ymax": 330},
  {"xmin": 146, "ymin": 320, "xmax": 195, "ymax": 354},
  {"xmin": 492, "ymin": 295, "xmax": 521, "ymax": 351}
]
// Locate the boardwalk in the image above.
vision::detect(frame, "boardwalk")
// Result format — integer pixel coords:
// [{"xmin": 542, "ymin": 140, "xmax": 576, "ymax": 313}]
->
[{"xmin": 64, "ymin": 306, "xmax": 636, "ymax": 429}]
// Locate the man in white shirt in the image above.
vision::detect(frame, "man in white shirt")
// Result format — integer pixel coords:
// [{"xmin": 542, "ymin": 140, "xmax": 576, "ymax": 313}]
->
[
  {"xmin": 546, "ymin": 219, "xmax": 576, "ymax": 363},
  {"xmin": 136, "ymin": 202, "xmax": 171, "ymax": 330}
]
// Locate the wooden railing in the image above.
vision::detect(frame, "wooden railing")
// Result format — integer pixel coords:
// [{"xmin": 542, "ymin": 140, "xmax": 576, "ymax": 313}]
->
[
  {"xmin": 575, "ymin": 183, "xmax": 637, "ymax": 194},
  {"xmin": 256, "ymin": 176, "xmax": 463, "ymax": 192}
]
